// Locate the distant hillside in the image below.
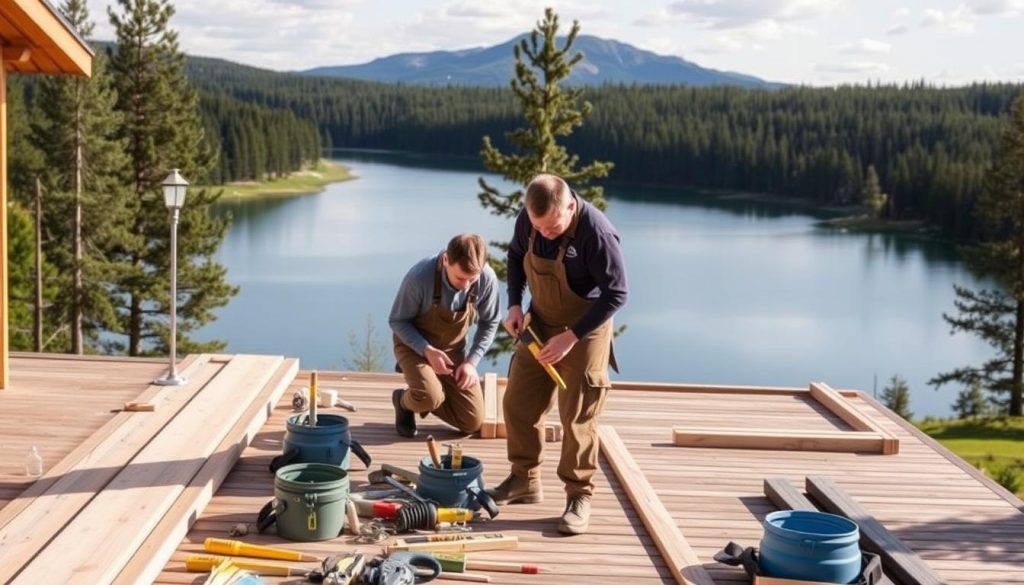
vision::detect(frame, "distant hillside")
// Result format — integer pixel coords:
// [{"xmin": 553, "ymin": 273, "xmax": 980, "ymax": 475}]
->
[{"xmin": 302, "ymin": 34, "xmax": 781, "ymax": 88}]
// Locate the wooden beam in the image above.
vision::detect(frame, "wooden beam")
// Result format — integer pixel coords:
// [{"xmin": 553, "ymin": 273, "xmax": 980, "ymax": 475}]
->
[
  {"xmin": 5, "ymin": 0, "xmax": 91, "ymax": 76},
  {"xmin": 613, "ymin": 380, "xmax": 806, "ymax": 395},
  {"xmin": 0, "ymin": 68, "xmax": 7, "ymax": 389},
  {"xmin": 598, "ymin": 426, "xmax": 716, "ymax": 585},
  {"xmin": 673, "ymin": 427, "xmax": 887, "ymax": 453},
  {"xmin": 806, "ymin": 476, "xmax": 948, "ymax": 585},
  {"xmin": 810, "ymin": 382, "xmax": 899, "ymax": 454},
  {"xmin": 763, "ymin": 477, "xmax": 817, "ymax": 511},
  {"xmin": 1, "ymin": 46, "xmax": 30, "ymax": 64},
  {"xmin": 480, "ymin": 372, "xmax": 497, "ymax": 438},
  {"xmin": 115, "ymin": 358, "xmax": 298, "ymax": 584},
  {"xmin": 12, "ymin": 355, "xmax": 284, "ymax": 583}
]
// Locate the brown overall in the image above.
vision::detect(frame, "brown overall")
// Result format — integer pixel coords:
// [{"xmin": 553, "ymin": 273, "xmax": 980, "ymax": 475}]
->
[
  {"xmin": 393, "ymin": 257, "xmax": 485, "ymax": 434},
  {"xmin": 503, "ymin": 211, "xmax": 614, "ymax": 497}
]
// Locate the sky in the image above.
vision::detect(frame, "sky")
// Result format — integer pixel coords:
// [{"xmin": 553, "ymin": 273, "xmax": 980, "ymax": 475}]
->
[{"xmin": 85, "ymin": 0, "xmax": 1024, "ymax": 86}]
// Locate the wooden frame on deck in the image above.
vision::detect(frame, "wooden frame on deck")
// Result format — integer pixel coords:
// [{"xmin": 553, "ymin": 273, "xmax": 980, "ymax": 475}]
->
[{"xmin": 664, "ymin": 381, "xmax": 900, "ymax": 454}]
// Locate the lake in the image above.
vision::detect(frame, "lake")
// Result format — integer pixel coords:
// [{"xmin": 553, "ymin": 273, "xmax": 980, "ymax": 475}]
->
[{"xmin": 198, "ymin": 150, "xmax": 995, "ymax": 418}]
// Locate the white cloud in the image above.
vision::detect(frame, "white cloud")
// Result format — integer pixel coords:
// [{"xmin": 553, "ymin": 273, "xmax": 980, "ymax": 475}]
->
[
  {"xmin": 892, "ymin": 7, "xmax": 910, "ymax": 17},
  {"xmin": 886, "ymin": 24, "xmax": 909, "ymax": 35},
  {"xmin": 922, "ymin": 7, "xmax": 976, "ymax": 32},
  {"xmin": 967, "ymin": 0, "xmax": 1024, "ymax": 15},
  {"xmin": 839, "ymin": 38, "xmax": 891, "ymax": 54},
  {"xmin": 815, "ymin": 61, "xmax": 890, "ymax": 74},
  {"xmin": 666, "ymin": 0, "xmax": 846, "ymax": 28}
]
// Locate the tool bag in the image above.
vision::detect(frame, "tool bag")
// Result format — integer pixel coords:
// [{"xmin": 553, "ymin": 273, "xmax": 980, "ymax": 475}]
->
[{"xmin": 714, "ymin": 542, "xmax": 885, "ymax": 585}]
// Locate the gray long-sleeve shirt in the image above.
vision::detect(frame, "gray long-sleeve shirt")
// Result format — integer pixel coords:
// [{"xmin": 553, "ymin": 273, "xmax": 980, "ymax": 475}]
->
[{"xmin": 389, "ymin": 253, "xmax": 500, "ymax": 366}]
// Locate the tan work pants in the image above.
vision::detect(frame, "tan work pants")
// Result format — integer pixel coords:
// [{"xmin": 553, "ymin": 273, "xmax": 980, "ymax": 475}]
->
[{"xmin": 395, "ymin": 343, "xmax": 484, "ymax": 434}]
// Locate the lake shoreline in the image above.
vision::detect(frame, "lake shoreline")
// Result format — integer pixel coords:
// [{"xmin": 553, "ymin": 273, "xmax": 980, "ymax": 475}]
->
[{"xmin": 209, "ymin": 159, "xmax": 355, "ymax": 199}]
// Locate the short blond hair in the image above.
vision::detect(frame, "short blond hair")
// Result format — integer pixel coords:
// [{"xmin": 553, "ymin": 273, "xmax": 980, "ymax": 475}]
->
[
  {"xmin": 525, "ymin": 174, "xmax": 571, "ymax": 217},
  {"xmin": 446, "ymin": 233, "xmax": 487, "ymax": 273}
]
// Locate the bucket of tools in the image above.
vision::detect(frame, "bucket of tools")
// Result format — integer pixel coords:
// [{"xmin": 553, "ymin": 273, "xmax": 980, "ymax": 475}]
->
[
  {"xmin": 269, "ymin": 413, "xmax": 372, "ymax": 473},
  {"xmin": 257, "ymin": 462, "xmax": 349, "ymax": 541},
  {"xmin": 415, "ymin": 455, "xmax": 498, "ymax": 518}
]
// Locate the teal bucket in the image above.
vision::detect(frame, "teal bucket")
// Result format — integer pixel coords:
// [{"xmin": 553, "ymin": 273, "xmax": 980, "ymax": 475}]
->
[
  {"xmin": 257, "ymin": 463, "xmax": 349, "ymax": 541},
  {"xmin": 415, "ymin": 456, "xmax": 498, "ymax": 517},
  {"xmin": 269, "ymin": 414, "xmax": 371, "ymax": 473},
  {"xmin": 760, "ymin": 510, "xmax": 861, "ymax": 583}
]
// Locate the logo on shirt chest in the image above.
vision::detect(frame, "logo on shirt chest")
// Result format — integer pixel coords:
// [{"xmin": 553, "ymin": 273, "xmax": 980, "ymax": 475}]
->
[{"xmin": 565, "ymin": 245, "xmax": 578, "ymax": 259}]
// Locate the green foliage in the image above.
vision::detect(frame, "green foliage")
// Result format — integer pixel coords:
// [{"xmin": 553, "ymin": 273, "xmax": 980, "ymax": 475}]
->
[
  {"xmin": 471, "ymin": 8, "xmax": 613, "ymax": 360},
  {"xmin": 6, "ymin": 204, "xmax": 63, "ymax": 351},
  {"xmin": 181, "ymin": 52, "xmax": 1021, "ymax": 240},
  {"xmin": 107, "ymin": 0, "xmax": 236, "ymax": 355},
  {"xmin": 880, "ymin": 374, "xmax": 913, "ymax": 420},
  {"xmin": 30, "ymin": 0, "xmax": 133, "ymax": 353},
  {"xmin": 954, "ymin": 382, "xmax": 994, "ymax": 418},
  {"xmin": 343, "ymin": 314, "xmax": 389, "ymax": 372},
  {"xmin": 931, "ymin": 92, "xmax": 1024, "ymax": 415},
  {"xmin": 477, "ymin": 8, "xmax": 613, "ymax": 218},
  {"xmin": 991, "ymin": 463, "xmax": 1023, "ymax": 493},
  {"xmin": 861, "ymin": 164, "xmax": 888, "ymax": 220},
  {"xmin": 919, "ymin": 416, "xmax": 1024, "ymax": 495}
]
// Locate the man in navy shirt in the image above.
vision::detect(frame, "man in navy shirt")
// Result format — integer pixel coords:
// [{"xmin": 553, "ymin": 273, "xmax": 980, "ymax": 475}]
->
[
  {"xmin": 389, "ymin": 234, "xmax": 500, "ymax": 437},
  {"xmin": 488, "ymin": 174, "xmax": 628, "ymax": 535}
]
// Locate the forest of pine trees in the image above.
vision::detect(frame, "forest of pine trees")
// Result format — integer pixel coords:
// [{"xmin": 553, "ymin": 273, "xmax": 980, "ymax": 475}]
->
[{"xmin": 181, "ymin": 53, "xmax": 1021, "ymax": 241}]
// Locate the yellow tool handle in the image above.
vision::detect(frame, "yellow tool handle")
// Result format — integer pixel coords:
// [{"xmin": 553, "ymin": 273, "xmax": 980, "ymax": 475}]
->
[
  {"xmin": 185, "ymin": 554, "xmax": 304, "ymax": 576},
  {"xmin": 204, "ymin": 537, "xmax": 318, "ymax": 561},
  {"xmin": 435, "ymin": 507, "xmax": 475, "ymax": 524},
  {"xmin": 524, "ymin": 340, "xmax": 568, "ymax": 390},
  {"xmin": 309, "ymin": 370, "xmax": 319, "ymax": 426}
]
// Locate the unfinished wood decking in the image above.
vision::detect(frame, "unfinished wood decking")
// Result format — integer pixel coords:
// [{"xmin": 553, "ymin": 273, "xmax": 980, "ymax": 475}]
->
[{"xmin": 2, "ymin": 354, "xmax": 1022, "ymax": 584}]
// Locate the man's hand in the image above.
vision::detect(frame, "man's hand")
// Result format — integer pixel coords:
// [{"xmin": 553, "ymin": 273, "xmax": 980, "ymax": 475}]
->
[
  {"xmin": 538, "ymin": 329, "xmax": 578, "ymax": 365},
  {"xmin": 504, "ymin": 305, "xmax": 525, "ymax": 338},
  {"xmin": 453, "ymin": 362, "xmax": 480, "ymax": 391},
  {"xmin": 424, "ymin": 345, "xmax": 454, "ymax": 375}
]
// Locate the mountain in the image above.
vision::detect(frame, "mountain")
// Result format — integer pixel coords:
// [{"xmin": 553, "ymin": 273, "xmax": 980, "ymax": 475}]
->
[{"xmin": 302, "ymin": 35, "xmax": 781, "ymax": 88}]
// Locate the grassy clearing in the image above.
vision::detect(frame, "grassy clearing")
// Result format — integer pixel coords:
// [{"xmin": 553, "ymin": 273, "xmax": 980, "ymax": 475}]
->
[
  {"xmin": 203, "ymin": 160, "xmax": 354, "ymax": 199},
  {"xmin": 818, "ymin": 215, "xmax": 933, "ymax": 235},
  {"xmin": 918, "ymin": 417, "xmax": 1024, "ymax": 496}
]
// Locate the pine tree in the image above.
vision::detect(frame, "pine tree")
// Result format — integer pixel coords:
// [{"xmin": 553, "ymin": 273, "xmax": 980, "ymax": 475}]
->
[
  {"xmin": 880, "ymin": 374, "xmax": 913, "ymax": 420},
  {"xmin": 478, "ymin": 8, "xmax": 613, "ymax": 221},
  {"xmin": 107, "ymin": 0, "xmax": 237, "ymax": 355},
  {"xmin": 862, "ymin": 164, "xmax": 888, "ymax": 219},
  {"xmin": 931, "ymin": 93, "xmax": 1024, "ymax": 415},
  {"xmin": 475, "ymin": 8, "xmax": 614, "ymax": 359},
  {"xmin": 953, "ymin": 382, "xmax": 991, "ymax": 419},
  {"xmin": 343, "ymin": 314, "xmax": 388, "ymax": 372},
  {"xmin": 31, "ymin": 0, "xmax": 133, "ymax": 353}
]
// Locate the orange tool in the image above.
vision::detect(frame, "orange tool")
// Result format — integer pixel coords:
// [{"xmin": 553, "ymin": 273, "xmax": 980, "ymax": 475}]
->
[
  {"xmin": 520, "ymin": 325, "xmax": 568, "ymax": 391},
  {"xmin": 426, "ymin": 435, "xmax": 443, "ymax": 468}
]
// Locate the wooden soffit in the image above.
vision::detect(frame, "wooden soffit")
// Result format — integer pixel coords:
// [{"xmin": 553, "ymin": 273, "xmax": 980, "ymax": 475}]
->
[{"xmin": 0, "ymin": 0, "xmax": 92, "ymax": 76}]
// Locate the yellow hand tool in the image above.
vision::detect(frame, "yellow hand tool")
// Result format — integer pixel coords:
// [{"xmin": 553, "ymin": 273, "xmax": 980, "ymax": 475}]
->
[
  {"xmin": 186, "ymin": 554, "xmax": 308, "ymax": 577},
  {"xmin": 203, "ymin": 537, "xmax": 319, "ymax": 561},
  {"xmin": 308, "ymin": 370, "xmax": 319, "ymax": 426},
  {"xmin": 520, "ymin": 325, "xmax": 568, "ymax": 390}
]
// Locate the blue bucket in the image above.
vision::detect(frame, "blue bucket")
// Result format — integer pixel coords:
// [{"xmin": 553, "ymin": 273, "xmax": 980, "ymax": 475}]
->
[
  {"xmin": 415, "ymin": 455, "xmax": 498, "ymax": 517},
  {"xmin": 269, "ymin": 414, "xmax": 371, "ymax": 473},
  {"xmin": 760, "ymin": 510, "xmax": 861, "ymax": 583}
]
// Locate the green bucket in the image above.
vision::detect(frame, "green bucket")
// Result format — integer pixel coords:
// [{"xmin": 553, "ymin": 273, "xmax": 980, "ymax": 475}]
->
[{"xmin": 257, "ymin": 463, "xmax": 349, "ymax": 541}]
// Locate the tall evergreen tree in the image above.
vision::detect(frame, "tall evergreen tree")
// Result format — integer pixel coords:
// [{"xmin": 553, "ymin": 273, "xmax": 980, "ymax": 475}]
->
[
  {"xmin": 931, "ymin": 93, "xmax": 1024, "ymax": 415},
  {"xmin": 880, "ymin": 374, "xmax": 913, "ymax": 420},
  {"xmin": 862, "ymin": 164, "xmax": 888, "ymax": 220},
  {"xmin": 477, "ymin": 8, "xmax": 613, "ymax": 222},
  {"xmin": 107, "ymin": 0, "xmax": 236, "ymax": 355},
  {"xmin": 32, "ymin": 0, "xmax": 132, "ymax": 353}
]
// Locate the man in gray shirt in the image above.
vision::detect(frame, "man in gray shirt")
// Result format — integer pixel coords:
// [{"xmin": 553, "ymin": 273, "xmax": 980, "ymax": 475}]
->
[{"xmin": 389, "ymin": 233, "xmax": 500, "ymax": 437}]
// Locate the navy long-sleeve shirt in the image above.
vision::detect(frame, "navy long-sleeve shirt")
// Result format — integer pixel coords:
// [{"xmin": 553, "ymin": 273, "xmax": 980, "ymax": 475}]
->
[{"xmin": 507, "ymin": 193, "xmax": 628, "ymax": 339}]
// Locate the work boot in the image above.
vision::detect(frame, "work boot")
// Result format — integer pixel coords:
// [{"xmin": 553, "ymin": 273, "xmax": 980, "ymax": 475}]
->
[
  {"xmin": 485, "ymin": 473, "xmax": 543, "ymax": 505},
  {"xmin": 558, "ymin": 494, "xmax": 591, "ymax": 535},
  {"xmin": 392, "ymin": 388, "xmax": 417, "ymax": 438}
]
